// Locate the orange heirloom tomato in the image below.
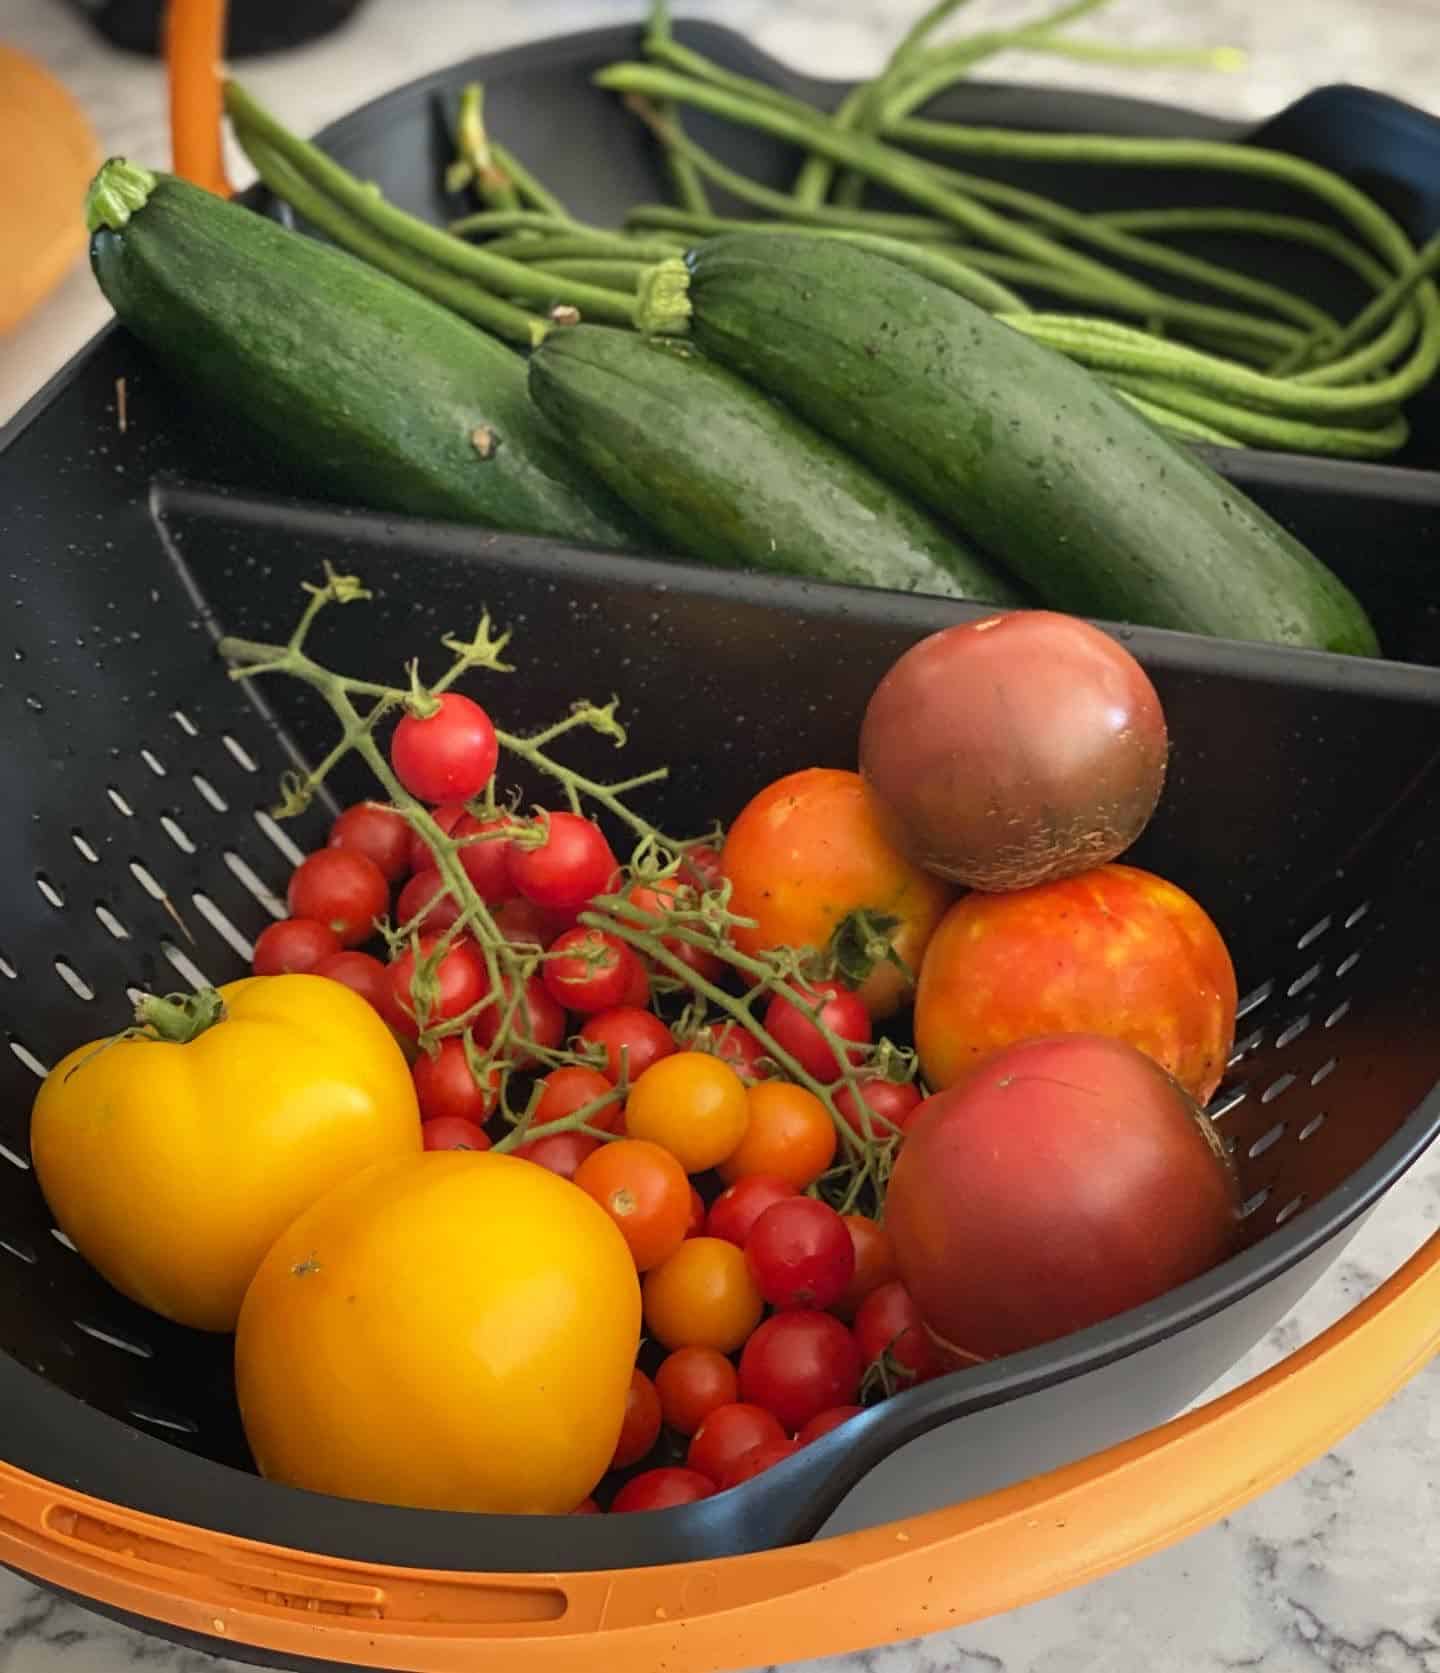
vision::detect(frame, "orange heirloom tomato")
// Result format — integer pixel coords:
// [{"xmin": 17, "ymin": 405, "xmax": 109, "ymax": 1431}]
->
[
  {"xmin": 720, "ymin": 767, "xmax": 954, "ymax": 1019},
  {"xmin": 236, "ymin": 1151, "xmax": 641, "ymax": 1514},
  {"xmin": 30, "ymin": 975, "xmax": 421, "ymax": 1332},
  {"xmin": 643, "ymin": 1236, "xmax": 764, "ymax": 1354},
  {"xmin": 624, "ymin": 1051, "xmax": 749, "ymax": 1174},
  {"xmin": 915, "ymin": 863, "xmax": 1238, "ymax": 1104},
  {"xmin": 719, "ymin": 1081, "xmax": 837, "ymax": 1189}
]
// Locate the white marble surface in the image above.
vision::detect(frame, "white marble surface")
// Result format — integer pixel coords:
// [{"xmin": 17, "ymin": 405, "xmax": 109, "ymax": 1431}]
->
[{"xmin": 3, "ymin": 2, "xmax": 1440, "ymax": 1670}]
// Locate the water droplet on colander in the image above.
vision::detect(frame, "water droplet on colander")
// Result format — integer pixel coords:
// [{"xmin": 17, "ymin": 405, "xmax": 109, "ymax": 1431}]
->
[
  {"xmin": 24, "ymin": 695, "xmax": 43, "ymax": 713},
  {"xmin": 11, "ymin": 649, "xmax": 23, "ymax": 663}
]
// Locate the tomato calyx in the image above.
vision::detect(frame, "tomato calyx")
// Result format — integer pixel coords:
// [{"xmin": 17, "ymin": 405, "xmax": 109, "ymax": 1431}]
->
[
  {"xmin": 132, "ymin": 987, "xmax": 228, "ymax": 1045},
  {"xmin": 826, "ymin": 908, "xmax": 910, "ymax": 992}
]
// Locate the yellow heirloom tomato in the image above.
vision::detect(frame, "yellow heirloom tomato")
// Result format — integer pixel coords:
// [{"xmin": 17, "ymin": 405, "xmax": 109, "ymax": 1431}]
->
[
  {"xmin": 235, "ymin": 1151, "xmax": 643, "ymax": 1514},
  {"xmin": 30, "ymin": 974, "xmax": 421, "ymax": 1332}
]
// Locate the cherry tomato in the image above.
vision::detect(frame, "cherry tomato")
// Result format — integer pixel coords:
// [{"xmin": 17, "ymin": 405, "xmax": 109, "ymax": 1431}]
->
[
  {"xmin": 610, "ymin": 1467, "xmax": 715, "ymax": 1513},
  {"xmin": 686, "ymin": 1403, "xmax": 786, "ymax": 1485},
  {"xmin": 738, "ymin": 1311, "xmax": 863, "ymax": 1433},
  {"xmin": 680, "ymin": 845, "xmax": 724, "ymax": 891},
  {"xmin": 643, "ymin": 1237, "xmax": 763, "ymax": 1354},
  {"xmin": 314, "ymin": 949, "xmax": 392, "ymax": 1015},
  {"xmin": 574, "ymin": 1140, "xmax": 691, "ymax": 1271},
  {"xmin": 745, "ymin": 1198, "xmax": 854, "ymax": 1311},
  {"xmin": 853, "ymin": 1281, "xmax": 942, "ymax": 1387},
  {"xmin": 512, "ymin": 1129, "xmax": 601, "ymax": 1181},
  {"xmin": 543, "ymin": 928, "xmax": 646, "ymax": 1016},
  {"xmin": 626, "ymin": 880, "xmax": 724, "ymax": 985},
  {"xmin": 507, "ymin": 813, "xmax": 617, "ymax": 912},
  {"xmin": 705, "ymin": 1175, "xmax": 799, "ymax": 1248},
  {"xmin": 579, "ymin": 1008, "xmax": 676, "ymax": 1087},
  {"xmin": 838, "ymin": 1215, "xmax": 897, "ymax": 1318},
  {"xmin": 394, "ymin": 869, "xmax": 464, "ymax": 935},
  {"xmin": 571, "ymin": 1497, "xmax": 601, "ymax": 1515},
  {"xmin": 391, "ymin": 693, "xmax": 498, "ymax": 805},
  {"xmin": 412, "ymin": 1037, "xmax": 499, "ymax": 1125},
  {"xmin": 611, "ymin": 1369, "xmax": 663, "ymax": 1471},
  {"xmin": 472, "ymin": 972, "xmax": 566, "ymax": 1070},
  {"xmin": 763, "ymin": 980, "xmax": 871, "ymax": 1084},
  {"xmin": 718, "ymin": 1437, "xmax": 801, "ymax": 1490},
  {"xmin": 690, "ymin": 1022, "xmax": 773, "ymax": 1085},
  {"xmin": 625, "ymin": 1053, "xmax": 749, "ymax": 1175},
  {"xmin": 387, "ymin": 935, "xmax": 486, "ymax": 1035},
  {"xmin": 287, "ymin": 849, "xmax": 388, "ymax": 948},
  {"xmin": 421, "ymin": 1115, "xmax": 492, "ymax": 1152},
  {"xmin": 796, "ymin": 1406, "xmax": 865, "ymax": 1445},
  {"xmin": 834, "ymin": 1078, "xmax": 924, "ymax": 1142},
  {"xmin": 407, "ymin": 802, "xmax": 466, "ymax": 876},
  {"xmin": 453, "ymin": 813, "xmax": 518, "ymax": 904},
  {"xmin": 492, "ymin": 895, "xmax": 573, "ymax": 949},
  {"xmin": 654, "ymin": 1347, "xmax": 739, "ymax": 1437},
  {"xmin": 534, "ymin": 1065, "xmax": 622, "ymax": 1134},
  {"xmin": 718, "ymin": 1082, "xmax": 837, "ymax": 1189},
  {"xmin": 328, "ymin": 802, "xmax": 411, "ymax": 883},
  {"xmin": 622, "ymin": 956, "xmax": 651, "ymax": 1009},
  {"xmin": 685, "ymin": 1186, "xmax": 706, "ymax": 1238},
  {"xmin": 252, "ymin": 917, "xmax": 341, "ymax": 977}
]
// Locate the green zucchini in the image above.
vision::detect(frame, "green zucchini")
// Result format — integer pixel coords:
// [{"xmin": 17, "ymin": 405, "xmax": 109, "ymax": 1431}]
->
[
  {"xmin": 85, "ymin": 161, "xmax": 643, "ymax": 548},
  {"xmin": 527, "ymin": 325, "xmax": 1024, "ymax": 604},
  {"xmin": 678, "ymin": 233, "xmax": 1380, "ymax": 656}
]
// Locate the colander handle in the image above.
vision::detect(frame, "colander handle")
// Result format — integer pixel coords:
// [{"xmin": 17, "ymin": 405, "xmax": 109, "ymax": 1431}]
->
[
  {"xmin": 166, "ymin": 0, "xmax": 232, "ymax": 196},
  {"xmin": 1, "ymin": 1227, "xmax": 1437, "ymax": 1671}
]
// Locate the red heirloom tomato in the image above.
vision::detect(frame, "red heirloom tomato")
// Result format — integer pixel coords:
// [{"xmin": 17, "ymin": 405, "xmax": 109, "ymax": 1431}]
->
[
  {"xmin": 915, "ymin": 862, "xmax": 1237, "ymax": 1104},
  {"xmin": 720, "ymin": 768, "xmax": 953, "ymax": 1018}
]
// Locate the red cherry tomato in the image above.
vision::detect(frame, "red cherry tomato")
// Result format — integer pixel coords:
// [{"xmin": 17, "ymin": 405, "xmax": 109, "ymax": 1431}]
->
[
  {"xmin": 626, "ymin": 880, "xmax": 724, "ymax": 985},
  {"xmin": 611, "ymin": 1369, "xmax": 663, "ymax": 1471},
  {"xmin": 453, "ymin": 813, "xmax": 517, "ymax": 903},
  {"xmin": 738, "ymin": 1311, "xmax": 863, "ymax": 1433},
  {"xmin": 412, "ymin": 1037, "xmax": 499, "ymax": 1125},
  {"xmin": 705, "ymin": 1175, "xmax": 798, "ymax": 1248},
  {"xmin": 251, "ymin": 917, "xmax": 341, "ymax": 977},
  {"xmin": 395, "ymin": 869, "xmax": 464, "ymax": 935},
  {"xmin": 838, "ymin": 1215, "xmax": 898, "ymax": 1319},
  {"xmin": 286, "ymin": 850, "xmax": 388, "ymax": 948},
  {"xmin": 491, "ymin": 895, "xmax": 574, "ymax": 949},
  {"xmin": 687, "ymin": 1404, "xmax": 786, "ymax": 1486},
  {"xmin": 718, "ymin": 1437, "xmax": 801, "ymax": 1490},
  {"xmin": 571, "ymin": 1497, "xmax": 602, "ymax": 1515},
  {"xmin": 542, "ymin": 928, "xmax": 646, "ymax": 1016},
  {"xmin": 313, "ymin": 949, "xmax": 392, "ymax": 1014},
  {"xmin": 328, "ymin": 802, "xmax": 411, "ymax": 883},
  {"xmin": 684, "ymin": 1186, "xmax": 706, "ymax": 1239},
  {"xmin": 691, "ymin": 1022, "xmax": 773, "ymax": 1085},
  {"xmin": 654, "ymin": 1347, "xmax": 738, "ymax": 1437},
  {"xmin": 796, "ymin": 1406, "xmax": 865, "ymax": 1445},
  {"xmin": 421, "ymin": 1116, "xmax": 492, "ymax": 1152},
  {"xmin": 745, "ymin": 1198, "xmax": 855, "ymax": 1311},
  {"xmin": 578, "ymin": 1008, "xmax": 676, "ymax": 1086},
  {"xmin": 407, "ymin": 802, "xmax": 466, "ymax": 876},
  {"xmin": 853, "ymin": 1280, "xmax": 943, "ymax": 1387},
  {"xmin": 507, "ymin": 813, "xmax": 617, "ymax": 911},
  {"xmin": 534, "ymin": 1065, "xmax": 622, "ymax": 1134},
  {"xmin": 512, "ymin": 1129, "xmax": 600, "ymax": 1181},
  {"xmin": 834, "ymin": 1078, "xmax": 924, "ymax": 1141},
  {"xmin": 610, "ymin": 1468, "xmax": 715, "ymax": 1513},
  {"xmin": 762, "ymin": 980, "xmax": 872, "ymax": 1083},
  {"xmin": 390, "ymin": 693, "xmax": 498, "ymax": 806},
  {"xmin": 387, "ymin": 935, "xmax": 486, "ymax": 1036},
  {"xmin": 680, "ymin": 845, "xmax": 724, "ymax": 891},
  {"xmin": 473, "ymin": 972, "xmax": 567, "ymax": 1069}
]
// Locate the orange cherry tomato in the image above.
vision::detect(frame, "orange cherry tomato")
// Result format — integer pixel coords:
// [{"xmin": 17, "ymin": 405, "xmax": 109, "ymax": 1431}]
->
[
  {"xmin": 915, "ymin": 862, "xmax": 1238, "ymax": 1104},
  {"xmin": 624, "ymin": 1052, "xmax": 749, "ymax": 1174},
  {"xmin": 643, "ymin": 1236, "xmax": 764, "ymax": 1354},
  {"xmin": 718, "ymin": 1081, "xmax": 837, "ymax": 1189},
  {"xmin": 611, "ymin": 1368, "xmax": 663, "ymax": 1470},
  {"xmin": 654, "ymin": 1346, "xmax": 740, "ymax": 1437},
  {"xmin": 837, "ymin": 1214, "xmax": 897, "ymax": 1318},
  {"xmin": 574, "ymin": 1139, "xmax": 692, "ymax": 1271},
  {"xmin": 720, "ymin": 767, "xmax": 954, "ymax": 1019}
]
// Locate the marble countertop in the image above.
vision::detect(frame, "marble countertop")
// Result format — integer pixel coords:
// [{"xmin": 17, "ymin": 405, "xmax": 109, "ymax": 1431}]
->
[{"xmin": 3, "ymin": 2, "xmax": 1440, "ymax": 1671}]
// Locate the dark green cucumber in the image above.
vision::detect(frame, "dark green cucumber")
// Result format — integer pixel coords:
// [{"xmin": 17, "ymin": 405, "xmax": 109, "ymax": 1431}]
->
[
  {"xmin": 85, "ymin": 161, "xmax": 643, "ymax": 548},
  {"xmin": 681, "ymin": 234, "xmax": 1380, "ymax": 656},
  {"xmin": 527, "ymin": 325, "xmax": 1024, "ymax": 604}
]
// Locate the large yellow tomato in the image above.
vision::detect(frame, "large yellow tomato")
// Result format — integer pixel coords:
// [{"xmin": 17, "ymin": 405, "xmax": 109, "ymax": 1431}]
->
[
  {"xmin": 720, "ymin": 767, "xmax": 954, "ymax": 1018},
  {"xmin": 235, "ymin": 1151, "xmax": 642, "ymax": 1515},
  {"xmin": 30, "ymin": 975, "xmax": 420, "ymax": 1332}
]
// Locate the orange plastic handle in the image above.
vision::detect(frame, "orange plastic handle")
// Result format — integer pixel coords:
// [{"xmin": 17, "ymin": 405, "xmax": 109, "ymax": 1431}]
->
[
  {"xmin": 165, "ymin": 0, "xmax": 231, "ymax": 196},
  {"xmin": 0, "ymin": 1224, "xmax": 1435, "ymax": 1672}
]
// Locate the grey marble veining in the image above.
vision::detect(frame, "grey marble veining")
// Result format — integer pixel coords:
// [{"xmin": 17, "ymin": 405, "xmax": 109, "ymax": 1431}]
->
[{"xmin": 3, "ymin": 1, "xmax": 1440, "ymax": 1669}]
